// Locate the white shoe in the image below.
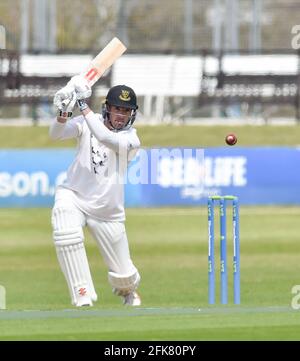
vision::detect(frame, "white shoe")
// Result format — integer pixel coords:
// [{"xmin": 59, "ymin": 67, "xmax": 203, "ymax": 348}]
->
[
  {"xmin": 76, "ymin": 296, "xmax": 93, "ymax": 307},
  {"xmin": 122, "ymin": 292, "xmax": 141, "ymax": 306}
]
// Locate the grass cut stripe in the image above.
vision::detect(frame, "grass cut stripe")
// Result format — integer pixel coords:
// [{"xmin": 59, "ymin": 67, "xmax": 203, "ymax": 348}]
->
[{"xmin": 0, "ymin": 306, "xmax": 295, "ymax": 320}]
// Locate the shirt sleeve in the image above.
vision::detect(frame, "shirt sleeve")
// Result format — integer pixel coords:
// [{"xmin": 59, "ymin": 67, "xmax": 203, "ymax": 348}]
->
[
  {"xmin": 49, "ymin": 115, "xmax": 84, "ymax": 140},
  {"xmin": 84, "ymin": 111, "xmax": 140, "ymax": 154}
]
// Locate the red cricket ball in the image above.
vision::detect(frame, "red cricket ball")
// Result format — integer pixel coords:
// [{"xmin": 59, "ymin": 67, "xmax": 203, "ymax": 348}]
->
[{"xmin": 225, "ymin": 133, "xmax": 237, "ymax": 146}]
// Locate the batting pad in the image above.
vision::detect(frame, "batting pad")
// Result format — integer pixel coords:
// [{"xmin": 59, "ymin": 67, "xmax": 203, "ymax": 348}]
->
[
  {"xmin": 52, "ymin": 207, "xmax": 97, "ymax": 305},
  {"xmin": 108, "ymin": 270, "xmax": 141, "ymax": 296}
]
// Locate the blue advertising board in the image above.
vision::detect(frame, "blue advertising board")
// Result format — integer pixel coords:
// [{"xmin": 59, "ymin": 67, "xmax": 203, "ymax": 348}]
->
[{"xmin": 1, "ymin": 147, "xmax": 300, "ymax": 207}]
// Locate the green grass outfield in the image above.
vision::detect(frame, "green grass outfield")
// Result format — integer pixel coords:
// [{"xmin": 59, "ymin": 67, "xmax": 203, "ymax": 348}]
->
[
  {"xmin": 1, "ymin": 124, "xmax": 300, "ymax": 148},
  {"xmin": 1, "ymin": 206, "xmax": 300, "ymax": 340}
]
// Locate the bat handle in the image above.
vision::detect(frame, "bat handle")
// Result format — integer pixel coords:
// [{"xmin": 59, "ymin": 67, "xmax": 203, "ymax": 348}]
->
[{"xmin": 61, "ymin": 91, "xmax": 77, "ymax": 108}]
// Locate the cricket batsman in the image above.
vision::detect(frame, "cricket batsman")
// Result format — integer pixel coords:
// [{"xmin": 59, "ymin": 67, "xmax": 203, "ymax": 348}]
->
[{"xmin": 50, "ymin": 76, "xmax": 141, "ymax": 307}]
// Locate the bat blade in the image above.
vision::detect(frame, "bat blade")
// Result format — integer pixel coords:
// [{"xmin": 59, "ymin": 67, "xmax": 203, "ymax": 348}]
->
[
  {"xmin": 60, "ymin": 37, "xmax": 126, "ymax": 107},
  {"xmin": 81, "ymin": 37, "xmax": 127, "ymax": 87}
]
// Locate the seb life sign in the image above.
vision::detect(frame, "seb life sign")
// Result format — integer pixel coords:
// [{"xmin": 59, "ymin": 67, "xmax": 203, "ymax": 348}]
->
[
  {"xmin": 126, "ymin": 147, "xmax": 247, "ymax": 206},
  {"xmin": 0, "ymin": 147, "xmax": 300, "ymax": 206},
  {"xmin": 125, "ymin": 147, "xmax": 300, "ymax": 206}
]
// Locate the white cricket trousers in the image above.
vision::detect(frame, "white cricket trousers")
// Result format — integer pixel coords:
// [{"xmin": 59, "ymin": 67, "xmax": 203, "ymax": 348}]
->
[{"xmin": 51, "ymin": 188, "xmax": 139, "ymax": 305}]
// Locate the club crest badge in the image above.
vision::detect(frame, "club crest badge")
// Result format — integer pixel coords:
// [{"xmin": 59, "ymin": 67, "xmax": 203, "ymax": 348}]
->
[{"xmin": 119, "ymin": 90, "xmax": 131, "ymax": 101}]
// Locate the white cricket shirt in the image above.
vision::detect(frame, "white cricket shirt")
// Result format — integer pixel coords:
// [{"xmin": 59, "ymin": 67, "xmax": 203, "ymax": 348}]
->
[{"xmin": 49, "ymin": 112, "xmax": 140, "ymax": 221}]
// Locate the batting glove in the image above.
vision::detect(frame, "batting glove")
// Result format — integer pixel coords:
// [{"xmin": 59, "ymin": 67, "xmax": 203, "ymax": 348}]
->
[
  {"xmin": 54, "ymin": 89, "xmax": 77, "ymax": 118},
  {"xmin": 77, "ymin": 99, "xmax": 89, "ymax": 112},
  {"xmin": 67, "ymin": 75, "xmax": 92, "ymax": 100}
]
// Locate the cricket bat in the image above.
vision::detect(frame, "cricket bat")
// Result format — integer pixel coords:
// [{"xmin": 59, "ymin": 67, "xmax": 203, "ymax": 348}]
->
[
  {"xmin": 82, "ymin": 37, "xmax": 127, "ymax": 87},
  {"xmin": 61, "ymin": 37, "xmax": 126, "ymax": 106}
]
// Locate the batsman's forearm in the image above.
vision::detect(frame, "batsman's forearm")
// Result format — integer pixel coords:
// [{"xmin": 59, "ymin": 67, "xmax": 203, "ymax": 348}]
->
[
  {"xmin": 84, "ymin": 111, "xmax": 127, "ymax": 152},
  {"xmin": 49, "ymin": 117, "xmax": 80, "ymax": 140},
  {"xmin": 81, "ymin": 107, "xmax": 92, "ymax": 117},
  {"xmin": 57, "ymin": 116, "xmax": 68, "ymax": 123},
  {"xmin": 49, "ymin": 120, "xmax": 68, "ymax": 140}
]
